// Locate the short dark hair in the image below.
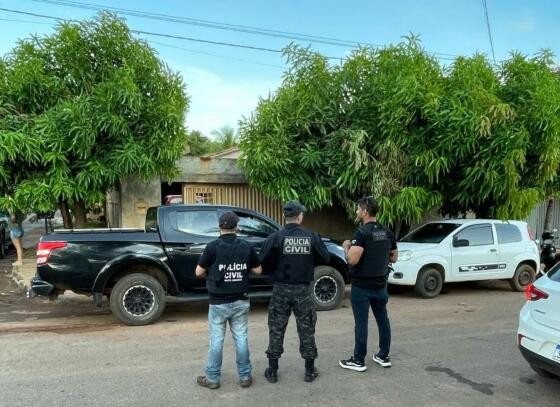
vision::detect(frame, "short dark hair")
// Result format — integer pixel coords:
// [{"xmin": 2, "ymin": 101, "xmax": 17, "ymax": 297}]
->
[{"xmin": 357, "ymin": 196, "xmax": 379, "ymax": 217}]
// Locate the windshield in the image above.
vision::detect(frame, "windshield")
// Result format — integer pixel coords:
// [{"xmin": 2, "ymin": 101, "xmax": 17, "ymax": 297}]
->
[{"xmin": 401, "ymin": 222, "xmax": 461, "ymax": 244}]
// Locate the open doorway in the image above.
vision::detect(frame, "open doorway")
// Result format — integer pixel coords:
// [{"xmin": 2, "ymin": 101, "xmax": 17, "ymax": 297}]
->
[{"xmin": 161, "ymin": 182, "xmax": 183, "ymax": 205}]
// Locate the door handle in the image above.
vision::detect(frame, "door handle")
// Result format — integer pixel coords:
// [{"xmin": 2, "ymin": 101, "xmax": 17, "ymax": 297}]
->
[{"xmin": 490, "ymin": 249, "xmax": 497, "ymax": 253}]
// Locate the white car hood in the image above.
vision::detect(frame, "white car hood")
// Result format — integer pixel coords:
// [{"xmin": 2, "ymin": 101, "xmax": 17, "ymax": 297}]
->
[{"xmin": 397, "ymin": 242, "xmax": 439, "ymax": 252}]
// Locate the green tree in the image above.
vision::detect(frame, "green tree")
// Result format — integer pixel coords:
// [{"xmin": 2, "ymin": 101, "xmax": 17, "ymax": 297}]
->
[
  {"xmin": 0, "ymin": 13, "xmax": 189, "ymax": 228},
  {"xmin": 239, "ymin": 41, "xmax": 443, "ymax": 233},
  {"xmin": 500, "ymin": 51, "xmax": 560, "ymax": 230},
  {"xmin": 240, "ymin": 41, "xmax": 560, "ymax": 232},
  {"xmin": 211, "ymin": 125, "xmax": 239, "ymax": 150},
  {"xmin": 186, "ymin": 130, "xmax": 221, "ymax": 156}
]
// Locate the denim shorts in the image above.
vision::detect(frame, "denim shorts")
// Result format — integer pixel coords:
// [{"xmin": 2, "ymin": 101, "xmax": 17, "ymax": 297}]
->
[{"xmin": 10, "ymin": 227, "xmax": 24, "ymax": 239}]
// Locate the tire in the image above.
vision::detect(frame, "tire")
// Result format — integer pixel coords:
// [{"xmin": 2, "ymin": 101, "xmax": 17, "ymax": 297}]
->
[
  {"xmin": 414, "ymin": 267, "xmax": 443, "ymax": 298},
  {"xmin": 109, "ymin": 273, "xmax": 166, "ymax": 326},
  {"xmin": 312, "ymin": 266, "xmax": 345, "ymax": 311},
  {"xmin": 509, "ymin": 264, "xmax": 536, "ymax": 292},
  {"xmin": 530, "ymin": 364, "xmax": 558, "ymax": 379}
]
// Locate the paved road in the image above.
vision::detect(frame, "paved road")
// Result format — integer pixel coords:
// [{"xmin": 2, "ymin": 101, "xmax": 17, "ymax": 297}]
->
[{"xmin": 0, "ymin": 273, "xmax": 558, "ymax": 407}]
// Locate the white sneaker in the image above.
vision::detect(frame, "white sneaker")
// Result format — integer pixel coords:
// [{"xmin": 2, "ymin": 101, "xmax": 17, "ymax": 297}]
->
[{"xmin": 373, "ymin": 354, "xmax": 392, "ymax": 368}]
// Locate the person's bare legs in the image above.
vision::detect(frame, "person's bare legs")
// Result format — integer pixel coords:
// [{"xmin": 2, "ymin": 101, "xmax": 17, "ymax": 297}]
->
[{"xmin": 11, "ymin": 237, "xmax": 23, "ymax": 266}]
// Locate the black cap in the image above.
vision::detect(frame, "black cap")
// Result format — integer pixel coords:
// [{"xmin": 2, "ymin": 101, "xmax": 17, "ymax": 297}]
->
[
  {"xmin": 219, "ymin": 211, "xmax": 239, "ymax": 229},
  {"xmin": 283, "ymin": 200, "xmax": 306, "ymax": 217}
]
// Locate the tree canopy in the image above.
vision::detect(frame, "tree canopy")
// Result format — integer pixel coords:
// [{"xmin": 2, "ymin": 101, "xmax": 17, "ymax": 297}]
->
[
  {"xmin": 0, "ymin": 12, "xmax": 189, "ymax": 227},
  {"xmin": 240, "ymin": 39, "xmax": 560, "ymax": 232}
]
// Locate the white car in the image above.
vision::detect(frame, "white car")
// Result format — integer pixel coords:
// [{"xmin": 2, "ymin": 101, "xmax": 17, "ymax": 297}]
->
[
  {"xmin": 518, "ymin": 268, "xmax": 560, "ymax": 379},
  {"xmin": 389, "ymin": 219, "xmax": 540, "ymax": 298}
]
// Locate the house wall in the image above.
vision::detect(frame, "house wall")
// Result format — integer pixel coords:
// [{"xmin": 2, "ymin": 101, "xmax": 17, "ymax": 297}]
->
[
  {"xmin": 302, "ymin": 205, "xmax": 356, "ymax": 242},
  {"xmin": 120, "ymin": 176, "xmax": 161, "ymax": 228}
]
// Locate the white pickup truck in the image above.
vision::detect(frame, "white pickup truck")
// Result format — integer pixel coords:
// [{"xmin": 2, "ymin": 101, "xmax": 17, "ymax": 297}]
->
[{"xmin": 389, "ymin": 219, "xmax": 540, "ymax": 298}]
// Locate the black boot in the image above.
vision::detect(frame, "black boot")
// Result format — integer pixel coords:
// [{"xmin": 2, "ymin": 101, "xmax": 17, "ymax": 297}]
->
[
  {"xmin": 265, "ymin": 358, "xmax": 278, "ymax": 383},
  {"xmin": 304, "ymin": 359, "xmax": 318, "ymax": 382}
]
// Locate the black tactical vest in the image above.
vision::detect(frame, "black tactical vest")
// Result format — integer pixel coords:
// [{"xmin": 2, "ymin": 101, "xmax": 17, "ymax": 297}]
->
[
  {"xmin": 351, "ymin": 222, "xmax": 392, "ymax": 278},
  {"xmin": 273, "ymin": 225, "xmax": 315, "ymax": 284},
  {"xmin": 206, "ymin": 238, "xmax": 251, "ymax": 295}
]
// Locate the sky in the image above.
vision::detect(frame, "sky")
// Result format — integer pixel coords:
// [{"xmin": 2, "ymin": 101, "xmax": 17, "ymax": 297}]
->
[{"xmin": 0, "ymin": 0, "xmax": 559, "ymax": 137}]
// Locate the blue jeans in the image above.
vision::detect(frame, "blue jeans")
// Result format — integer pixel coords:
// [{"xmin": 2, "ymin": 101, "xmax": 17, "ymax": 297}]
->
[
  {"xmin": 351, "ymin": 285, "xmax": 391, "ymax": 363},
  {"xmin": 205, "ymin": 300, "xmax": 251, "ymax": 383}
]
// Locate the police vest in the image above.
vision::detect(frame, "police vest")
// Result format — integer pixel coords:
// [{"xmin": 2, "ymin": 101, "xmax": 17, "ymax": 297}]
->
[
  {"xmin": 351, "ymin": 223, "xmax": 392, "ymax": 278},
  {"xmin": 206, "ymin": 238, "xmax": 251, "ymax": 295},
  {"xmin": 273, "ymin": 226, "xmax": 315, "ymax": 284}
]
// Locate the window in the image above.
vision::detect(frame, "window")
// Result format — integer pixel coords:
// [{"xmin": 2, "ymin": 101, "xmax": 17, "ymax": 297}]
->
[
  {"xmin": 173, "ymin": 210, "xmax": 219, "ymax": 236},
  {"xmin": 235, "ymin": 214, "xmax": 277, "ymax": 238},
  {"xmin": 401, "ymin": 223, "xmax": 460, "ymax": 244},
  {"xmin": 495, "ymin": 223, "xmax": 522, "ymax": 244},
  {"xmin": 194, "ymin": 192, "xmax": 213, "ymax": 204},
  {"xmin": 455, "ymin": 224, "xmax": 494, "ymax": 246},
  {"xmin": 145, "ymin": 207, "xmax": 158, "ymax": 231},
  {"xmin": 548, "ymin": 264, "xmax": 560, "ymax": 282}
]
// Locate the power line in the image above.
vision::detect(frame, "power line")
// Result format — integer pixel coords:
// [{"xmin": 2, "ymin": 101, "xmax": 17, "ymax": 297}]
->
[
  {"xmin": 27, "ymin": 0, "xmax": 461, "ymax": 59},
  {"xmin": 0, "ymin": 16, "xmax": 52, "ymax": 25},
  {"xmin": 0, "ymin": 7, "xmax": 454, "ymax": 63},
  {"xmin": 482, "ymin": 0, "xmax": 496, "ymax": 64},
  {"xmin": 29, "ymin": 0, "xmax": 379, "ymax": 49},
  {"xmin": 147, "ymin": 40, "xmax": 285, "ymax": 69},
  {"xmin": 0, "ymin": 8, "xmax": 283, "ymax": 54}
]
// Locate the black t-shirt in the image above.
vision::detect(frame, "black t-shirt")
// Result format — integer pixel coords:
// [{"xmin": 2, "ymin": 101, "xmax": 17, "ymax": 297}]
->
[
  {"xmin": 198, "ymin": 234, "xmax": 260, "ymax": 304},
  {"xmin": 350, "ymin": 221, "xmax": 397, "ymax": 289}
]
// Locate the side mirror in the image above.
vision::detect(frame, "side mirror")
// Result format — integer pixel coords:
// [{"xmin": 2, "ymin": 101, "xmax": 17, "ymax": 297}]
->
[{"xmin": 453, "ymin": 238, "xmax": 469, "ymax": 248}]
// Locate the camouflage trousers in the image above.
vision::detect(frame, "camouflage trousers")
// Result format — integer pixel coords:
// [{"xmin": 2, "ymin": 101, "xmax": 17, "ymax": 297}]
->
[{"xmin": 266, "ymin": 283, "xmax": 318, "ymax": 360}]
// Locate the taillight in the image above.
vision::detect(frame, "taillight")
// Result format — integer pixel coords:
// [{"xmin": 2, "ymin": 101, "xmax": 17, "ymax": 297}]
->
[
  {"xmin": 527, "ymin": 225, "xmax": 536, "ymax": 241},
  {"xmin": 517, "ymin": 333, "xmax": 524, "ymax": 345},
  {"xmin": 525, "ymin": 283, "xmax": 549, "ymax": 301},
  {"xmin": 36, "ymin": 241, "xmax": 67, "ymax": 265}
]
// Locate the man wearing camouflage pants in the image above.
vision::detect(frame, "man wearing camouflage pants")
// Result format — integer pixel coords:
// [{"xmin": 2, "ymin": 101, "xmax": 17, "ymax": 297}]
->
[{"xmin": 259, "ymin": 200, "xmax": 330, "ymax": 383}]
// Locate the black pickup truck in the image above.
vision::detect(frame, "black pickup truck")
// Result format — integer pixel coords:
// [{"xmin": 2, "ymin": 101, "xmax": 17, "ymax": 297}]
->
[{"xmin": 30, "ymin": 204, "xmax": 349, "ymax": 325}]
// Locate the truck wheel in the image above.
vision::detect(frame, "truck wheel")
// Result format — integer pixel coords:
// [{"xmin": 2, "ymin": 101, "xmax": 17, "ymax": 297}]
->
[
  {"xmin": 109, "ymin": 273, "xmax": 166, "ymax": 326},
  {"xmin": 312, "ymin": 266, "xmax": 345, "ymax": 311},
  {"xmin": 414, "ymin": 267, "xmax": 443, "ymax": 298},
  {"xmin": 509, "ymin": 264, "xmax": 535, "ymax": 292}
]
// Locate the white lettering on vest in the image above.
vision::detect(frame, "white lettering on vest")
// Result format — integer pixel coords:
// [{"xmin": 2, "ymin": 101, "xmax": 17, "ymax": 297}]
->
[
  {"xmin": 218, "ymin": 263, "xmax": 248, "ymax": 283},
  {"xmin": 283, "ymin": 236, "xmax": 311, "ymax": 255}
]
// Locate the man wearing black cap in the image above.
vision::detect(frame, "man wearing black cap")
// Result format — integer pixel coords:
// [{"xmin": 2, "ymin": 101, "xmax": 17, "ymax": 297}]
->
[
  {"xmin": 195, "ymin": 211, "xmax": 262, "ymax": 390},
  {"xmin": 259, "ymin": 200, "xmax": 330, "ymax": 383}
]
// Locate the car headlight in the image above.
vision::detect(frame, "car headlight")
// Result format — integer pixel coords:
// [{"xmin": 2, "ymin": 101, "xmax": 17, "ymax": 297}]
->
[{"xmin": 398, "ymin": 250, "xmax": 413, "ymax": 262}]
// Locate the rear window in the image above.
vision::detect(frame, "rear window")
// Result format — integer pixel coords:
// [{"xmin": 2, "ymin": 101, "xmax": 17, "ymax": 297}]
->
[
  {"xmin": 495, "ymin": 223, "xmax": 522, "ymax": 244},
  {"xmin": 401, "ymin": 223, "xmax": 460, "ymax": 244}
]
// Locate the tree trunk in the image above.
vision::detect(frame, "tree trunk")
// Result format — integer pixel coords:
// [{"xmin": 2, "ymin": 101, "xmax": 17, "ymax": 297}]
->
[
  {"xmin": 74, "ymin": 200, "xmax": 87, "ymax": 229},
  {"xmin": 59, "ymin": 199, "xmax": 73, "ymax": 229},
  {"xmin": 103, "ymin": 195, "xmax": 109, "ymax": 227},
  {"xmin": 394, "ymin": 220, "xmax": 402, "ymax": 240},
  {"xmin": 544, "ymin": 198, "xmax": 555, "ymax": 233}
]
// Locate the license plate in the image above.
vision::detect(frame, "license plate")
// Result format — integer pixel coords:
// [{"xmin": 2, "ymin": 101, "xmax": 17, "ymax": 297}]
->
[{"xmin": 554, "ymin": 345, "xmax": 560, "ymax": 362}]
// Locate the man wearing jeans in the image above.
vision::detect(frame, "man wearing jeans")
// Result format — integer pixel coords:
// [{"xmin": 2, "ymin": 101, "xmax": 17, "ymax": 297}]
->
[
  {"xmin": 339, "ymin": 196, "xmax": 398, "ymax": 372},
  {"xmin": 195, "ymin": 211, "xmax": 262, "ymax": 389}
]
